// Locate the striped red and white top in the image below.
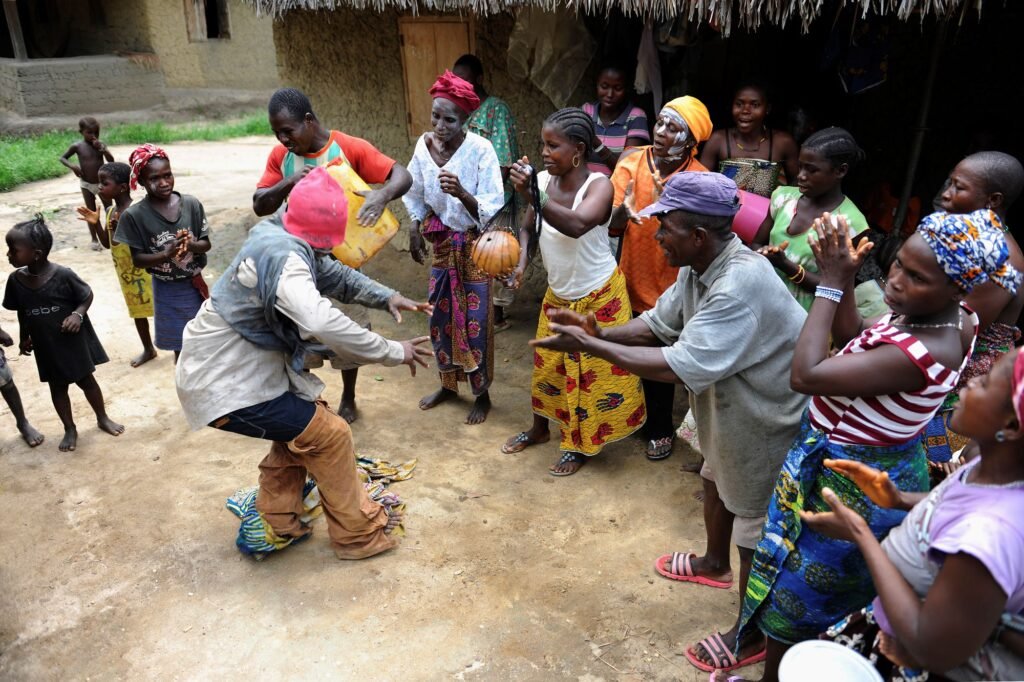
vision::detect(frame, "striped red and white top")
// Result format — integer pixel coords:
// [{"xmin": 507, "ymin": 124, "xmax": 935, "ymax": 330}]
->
[{"xmin": 809, "ymin": 309, "xmax": 978, "ymax": 446}]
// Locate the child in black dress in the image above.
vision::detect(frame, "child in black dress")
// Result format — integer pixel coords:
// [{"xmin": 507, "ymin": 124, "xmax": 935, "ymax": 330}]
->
[{"xmin": 3, "ymin": 216, "xmax": 124, "ymax": 451}]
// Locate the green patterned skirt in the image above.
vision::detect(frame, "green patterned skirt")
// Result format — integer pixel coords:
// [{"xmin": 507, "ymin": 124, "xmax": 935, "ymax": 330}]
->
[{"xmin": 737, "ymin": 412, "xmax": 929, "ymax": 646}]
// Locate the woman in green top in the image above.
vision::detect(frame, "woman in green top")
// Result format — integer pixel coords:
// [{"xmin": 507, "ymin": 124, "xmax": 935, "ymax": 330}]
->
[{"xmin": 752, "ymin": 127, "xmax": 870, "ymax": 311}]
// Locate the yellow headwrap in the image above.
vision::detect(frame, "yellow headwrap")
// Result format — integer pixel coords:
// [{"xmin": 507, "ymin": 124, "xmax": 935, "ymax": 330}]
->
[{"xmin": 663, "ymin": 96, "xmax": 713, "ymax": 144}]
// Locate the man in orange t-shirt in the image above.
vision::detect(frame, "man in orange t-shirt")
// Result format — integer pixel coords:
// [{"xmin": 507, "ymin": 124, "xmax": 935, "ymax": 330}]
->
[{"xmin": 253, "ymin": 88, "xmax": 413, "ymax": 424}]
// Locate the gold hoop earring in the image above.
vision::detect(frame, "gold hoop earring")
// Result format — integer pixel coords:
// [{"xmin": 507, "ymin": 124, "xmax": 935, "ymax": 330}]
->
[{"xmin": 572, "ymin": 154, "xmax": 581, "ymax": 168}]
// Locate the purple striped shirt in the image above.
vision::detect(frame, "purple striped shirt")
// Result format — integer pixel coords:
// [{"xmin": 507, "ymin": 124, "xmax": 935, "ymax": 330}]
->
[{"xmin": 582, "ymin": 102, "xmax": 650, "ymax": 176}]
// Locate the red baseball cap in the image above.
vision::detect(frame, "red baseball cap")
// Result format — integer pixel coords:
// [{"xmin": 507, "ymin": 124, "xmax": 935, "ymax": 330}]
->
[{"xmin": 282, "ymin": 166, "xmax": 348, "ymax": 249}]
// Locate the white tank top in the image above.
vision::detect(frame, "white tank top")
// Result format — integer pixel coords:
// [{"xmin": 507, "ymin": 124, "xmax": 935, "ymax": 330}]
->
[{"xmin": 538, "ymin": 171, "xmax": 617, "ymax": 300}]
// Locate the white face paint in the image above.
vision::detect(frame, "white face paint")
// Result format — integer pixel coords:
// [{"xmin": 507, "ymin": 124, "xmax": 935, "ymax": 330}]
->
[{"xmin": 654, "ymin": 108, "xmax": 691, "ymax": 158}]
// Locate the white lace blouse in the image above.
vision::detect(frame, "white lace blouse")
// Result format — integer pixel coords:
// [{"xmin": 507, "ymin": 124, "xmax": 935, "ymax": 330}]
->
[{"xmin": 402, "ymin": 131, "xmax": 504, "ymax": 233}]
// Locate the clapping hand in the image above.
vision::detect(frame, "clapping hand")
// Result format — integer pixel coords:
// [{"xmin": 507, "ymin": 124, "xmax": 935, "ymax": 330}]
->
[
  {"xmin": 621, "ymin": 182, "xmax": 641, "ymax": 224},
  {"xmin": 798, "ymin": 486, "xmax": 870, "ymax": 543},
  {"xmin": 76, "ymin": 205, "xmax": 100, "ymax": 227},
  {"xmin": 757, "ymin": 240, "xmax": 791, "ymax": 268},
  {"xmin": 824, "ymin": 459, "xmax": 903, "ymax": 509},
  {"xmin": 175, "ymin": 229, "xmax": 191, "ymax": 258},
  {"xmin": 808, "ymin": 212, "xmax": 873, "ymax": 288},
  {"xmin": 529, "ymin": 309, "xmax": 602, "ymax": 352}
]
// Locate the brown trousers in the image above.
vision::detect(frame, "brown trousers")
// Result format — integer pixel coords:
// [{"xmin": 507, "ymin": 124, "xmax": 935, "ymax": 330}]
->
[{"xmin": 254, "ymin": 402, "xmax": 397, "ymax": 560}]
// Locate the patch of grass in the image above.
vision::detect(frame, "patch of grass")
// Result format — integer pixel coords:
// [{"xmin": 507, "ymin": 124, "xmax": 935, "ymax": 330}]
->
[{"xmin": 0, "ymin": 113, "xmax": 271, "ymax": 192}]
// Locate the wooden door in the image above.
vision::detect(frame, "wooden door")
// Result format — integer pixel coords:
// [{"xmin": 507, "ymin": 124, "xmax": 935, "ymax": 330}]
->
[{"xmin": 398, "ymin": 16, "xmax": 475, "ymax": 139}]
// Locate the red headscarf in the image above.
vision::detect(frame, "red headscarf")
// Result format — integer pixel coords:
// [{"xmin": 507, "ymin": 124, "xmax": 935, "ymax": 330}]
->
[
  {"xmin": 429, "ymin": 70, "xmax": 481, "ymax": 115},
  {"xmin": 128, "ymin": 144, "xmax": 169, "ymax": 190}
]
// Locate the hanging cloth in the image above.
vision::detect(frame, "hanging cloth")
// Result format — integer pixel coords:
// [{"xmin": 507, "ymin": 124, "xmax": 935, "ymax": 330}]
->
[{"xmin": 634, "ymin": 20, "xmax": 663, "ymax": 113}]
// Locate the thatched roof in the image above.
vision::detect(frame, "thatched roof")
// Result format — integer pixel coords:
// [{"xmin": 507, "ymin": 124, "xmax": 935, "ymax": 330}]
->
[{"xmin": 242, "ymin": 0, "xmax": 983, "ymax": 34}]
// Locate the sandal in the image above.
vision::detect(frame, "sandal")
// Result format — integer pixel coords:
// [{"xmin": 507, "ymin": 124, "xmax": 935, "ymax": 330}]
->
[
  {"xmin": 646, "ymin": 435, "xmax": 675, "ymax": 460},
  {"xmin": 654, "ymin": 552, "xmax": 733, "ymax": 588},
  {"xmin": 549, "ymin": 451, "xmax": 585, "ymax": 476},
  {"xmin": 684, "ymin": 632, "xmax": 766, "ymax": 673},
  {"xmin": 501, "ymin": 431, "xmax": 550, "ymax": 454},
  {"xmin": 493, "ymin": 319, "xmax": 513, "ymax": 334}
]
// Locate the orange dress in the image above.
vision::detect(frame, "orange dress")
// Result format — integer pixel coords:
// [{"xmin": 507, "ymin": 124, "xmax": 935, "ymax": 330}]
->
[{"xmin": 611, "ymin": 148, "xmax": 708, "ymax": 313}]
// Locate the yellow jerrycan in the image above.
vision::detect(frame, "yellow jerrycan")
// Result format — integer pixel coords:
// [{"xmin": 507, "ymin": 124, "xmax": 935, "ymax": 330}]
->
[{"xmin": 325, "ymin": 163, "xmax": 400, "ymax": 268}]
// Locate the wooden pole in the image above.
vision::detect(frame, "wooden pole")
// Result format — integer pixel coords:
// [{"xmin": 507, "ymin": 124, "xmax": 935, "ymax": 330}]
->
[
  {"xmin": 3, "ymin": 0, "xmax": 27, "ymax": 60},
  {"xmin": 895, "ymin": 20, "xmax": 947, "ymax": 229}
]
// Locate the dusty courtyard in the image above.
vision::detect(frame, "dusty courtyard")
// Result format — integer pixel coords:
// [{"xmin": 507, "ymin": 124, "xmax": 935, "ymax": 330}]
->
[{"xmin": 0, "ymin": 138, "xmax": 758, "ymax": 680}]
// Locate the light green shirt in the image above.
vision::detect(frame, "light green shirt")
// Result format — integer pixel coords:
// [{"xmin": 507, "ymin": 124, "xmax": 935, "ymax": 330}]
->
[{"xmin": 768, "ymin": 186, "xmax": 869, "ymax": 311}]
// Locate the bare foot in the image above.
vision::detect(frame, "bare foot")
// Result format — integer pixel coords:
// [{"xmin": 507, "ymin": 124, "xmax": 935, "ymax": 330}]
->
[
  {"xmin": 501, "ymin": 426, "xmax": 550, "ymax": 454},
  {"xmin": 419, "ymin": 387, "xmax": 456, "ymax": 411},
  {"xmin": 17, "ymin": 421, "xmax": 44, "ymax": 447},
  {"xmin": 59, "ymin": 427, "xmax": 78, "ymax": 452},
  {"xmin": 465, "ymin": 393, "xmax": 491, "ymax": 425},
  {"xmin": 98, "ymin": 417, "xmax": 125, "ymax": 436},
  {"xmin": 692, "ymin": 489, "xmax": 706, "ymax": 502},
  {"xmin": 338, "ymin": 397, "xmax": 358, "ymax": 424},
  {"xmin": 130, "ymin": 347, "xmax": 157, "ymax": 368},
  {"xmin": 550, "ymin": 452, "xmax": 586, "ymax": 476},
  {"xmin": 384, "ymin": 508, "xmax": 403, "ymax": 534}
]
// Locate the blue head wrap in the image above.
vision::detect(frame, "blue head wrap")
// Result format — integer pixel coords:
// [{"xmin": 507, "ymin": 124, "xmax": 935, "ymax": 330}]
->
[{"xmin": 916, "ymin": 209, "xmax": 1021, "ymax": 294}]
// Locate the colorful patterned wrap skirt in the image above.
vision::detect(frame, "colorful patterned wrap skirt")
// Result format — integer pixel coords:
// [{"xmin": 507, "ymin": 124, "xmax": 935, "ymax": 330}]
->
[
  {"xmin": 423, "ymin": 215, "xmax": 493, "ymax": 396},
  {"xmin": 531, "ymin": 268, "xmax": 646, "ymax": 455},
  {"xmin": 737, "ymin": 413, "xmax": 929, "ymax": 646}
]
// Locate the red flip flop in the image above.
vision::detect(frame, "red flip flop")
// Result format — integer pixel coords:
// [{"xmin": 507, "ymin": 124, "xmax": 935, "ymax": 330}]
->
[
  {"xmin": 685, "ymin": 632, "xmax": 766, "ymax": 673},
  {"xmin": 654, "ymin": 552, "xmax": 733, "ymax": 589}
]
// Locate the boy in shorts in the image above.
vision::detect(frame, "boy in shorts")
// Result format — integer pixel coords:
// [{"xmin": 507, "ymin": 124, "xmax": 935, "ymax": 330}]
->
[{"xmin": 60, "ymin": 117, "xmax": 115, "ymax": 250}]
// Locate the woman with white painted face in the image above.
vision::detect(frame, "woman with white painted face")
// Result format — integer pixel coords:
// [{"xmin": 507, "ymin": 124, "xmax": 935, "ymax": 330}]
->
[{"xmin": 606, "ymin": 96, "xmax": 714, "ymax": 462}]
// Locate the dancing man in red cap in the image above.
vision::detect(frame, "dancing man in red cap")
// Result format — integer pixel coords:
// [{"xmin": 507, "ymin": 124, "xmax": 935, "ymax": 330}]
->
[
  {"xmin": 176, "ymin": 167, "xmax": 433, "ymax": 560},
  {"xmin": 254, "ymin": 87, "xmax": 414, "ymax": 425}
]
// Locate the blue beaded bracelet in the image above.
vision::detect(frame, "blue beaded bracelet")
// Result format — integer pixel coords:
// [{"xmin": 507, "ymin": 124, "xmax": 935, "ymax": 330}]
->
[{"xmin": 814, "ymin": 285, "xmax": 844, "ymax": 303}]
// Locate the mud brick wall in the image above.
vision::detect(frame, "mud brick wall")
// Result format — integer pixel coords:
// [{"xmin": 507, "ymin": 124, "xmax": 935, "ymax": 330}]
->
[{"xmin": 0, "ymin": 56, "xmax": 165, "ymax": 117}]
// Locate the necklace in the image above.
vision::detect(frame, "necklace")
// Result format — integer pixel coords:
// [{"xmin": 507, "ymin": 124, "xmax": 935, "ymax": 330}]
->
[
  {"xmin": 895, "ymin": 312, "xmax": 963, "ymax": 331},
  {"xmin": 734, "ymin": 127, "xmax": 767, "ymax": 152}
]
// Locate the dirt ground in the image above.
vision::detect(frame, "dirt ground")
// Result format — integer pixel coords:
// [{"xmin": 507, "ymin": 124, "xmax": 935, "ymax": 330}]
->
[{"xmin": 0, "ymin": 138, "xmax": 760, "ymax": 680}]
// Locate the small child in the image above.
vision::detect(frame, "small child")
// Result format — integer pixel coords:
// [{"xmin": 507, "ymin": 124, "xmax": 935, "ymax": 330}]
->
[
  {"xmin": 76, "ymin": 162, "xmax": 157, "ymax": 368},
  {"xmin": 0, "ymin": 322, "xmax": 43, "ymax": 447},
  {"xmin": 60, "ymin": 117, "xmax": 114, "ymax": 250},
  {"xmin": 3, "ymin": 215, "xmax": 124, "ymax": 451},
  {"xmin": 114, "ymin": 145, "xmax": 211, "ymax": 363}
]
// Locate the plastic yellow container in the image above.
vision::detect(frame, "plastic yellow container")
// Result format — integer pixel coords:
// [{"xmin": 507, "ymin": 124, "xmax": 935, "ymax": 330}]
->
[{"xmin": 325, "ymin": 163, "xmax": 400, "ymax": 268}]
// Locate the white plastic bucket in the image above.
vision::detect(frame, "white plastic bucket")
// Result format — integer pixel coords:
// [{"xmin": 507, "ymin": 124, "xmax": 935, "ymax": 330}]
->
[{"xmin": 778, "ymin": 640, "xmax": 883, "ymax": 682}]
